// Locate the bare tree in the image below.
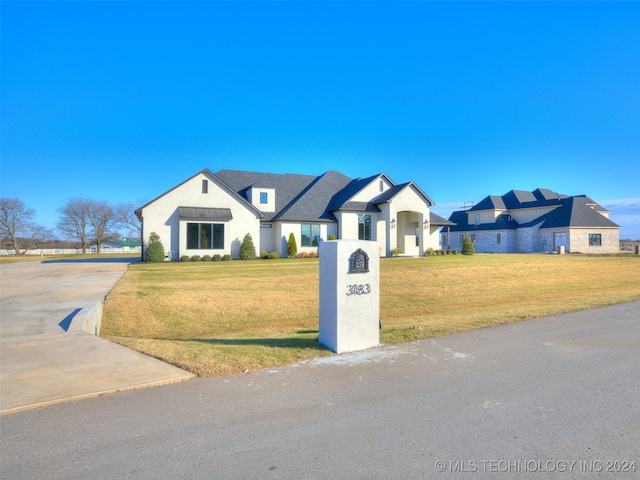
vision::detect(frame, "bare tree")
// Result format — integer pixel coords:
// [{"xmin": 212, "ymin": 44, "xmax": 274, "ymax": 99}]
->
[
  {"xmin": 0, "ymin": 197, "xmax": 36, "ymax": 255},
  {"xmin": 87, "ymin": 200, "xmax": 117, "ymax": 253},
  {"xmin": 114, "ymin": 201, "xmax": 142, "ymax": 239},
  {"xmin": 24, "ymin": 224, "xmax": 55, "ymax": 251},
  {"xmin": 57, "ymin": 198, "xmax": 92, "ymax": 253}
]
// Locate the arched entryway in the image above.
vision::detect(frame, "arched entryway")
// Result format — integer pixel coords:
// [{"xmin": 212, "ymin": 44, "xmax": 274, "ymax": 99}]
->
[{"xmin": 395, "ymin": 210, "xmax": 425, "ymax": 256}]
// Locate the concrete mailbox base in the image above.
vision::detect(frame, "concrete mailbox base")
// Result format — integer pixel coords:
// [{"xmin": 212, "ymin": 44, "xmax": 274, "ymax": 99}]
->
[{"xmin": 318, "ymin": 240, "xmax": 380, "ymax": 354}]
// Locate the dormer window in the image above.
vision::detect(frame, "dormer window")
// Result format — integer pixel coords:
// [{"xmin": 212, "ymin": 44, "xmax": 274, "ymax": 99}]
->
[
  {"xmin": 249, "ymin": 187, "xmax": 275, "ymax": 212},
  {"xmin": 379, "ymin": 180, "xmax": 383, "ymax": 192},
  {"xmin": 474, "ymin": 214, "xmax": 480, "ymax": 225}
]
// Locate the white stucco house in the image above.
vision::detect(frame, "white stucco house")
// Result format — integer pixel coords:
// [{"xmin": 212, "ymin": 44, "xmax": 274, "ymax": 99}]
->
[
  {"xmin": 445, "ymin": 188, "xmax": 620, "ymax": 253},
  {"xmin": 136, "ymin": 169, "xmax": 454, "ymax": 260}
]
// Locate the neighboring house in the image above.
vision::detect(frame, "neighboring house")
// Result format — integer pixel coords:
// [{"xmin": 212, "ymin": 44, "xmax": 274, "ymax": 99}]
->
[
  {"xmin": 446, "ymin": 188, "xmax": 620, "ymax": 253},
  {"xmin": 89, "ymin": 239, "xmax": 142, "ymax": 253},
  {"xmin": 136, "ymin": 169, "xmax": 453, "ymax": 260}
]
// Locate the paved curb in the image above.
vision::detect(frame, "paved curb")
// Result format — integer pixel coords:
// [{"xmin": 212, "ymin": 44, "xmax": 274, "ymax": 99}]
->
[{"xmin": 68, "ymin": 302, "xmax": 103, "ymax": 335}]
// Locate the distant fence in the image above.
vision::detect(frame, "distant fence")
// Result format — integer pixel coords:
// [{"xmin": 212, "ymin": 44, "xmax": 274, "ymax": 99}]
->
[{"xmin": 0, "ymin": 247, "xmax": 141, "ymax": 256}]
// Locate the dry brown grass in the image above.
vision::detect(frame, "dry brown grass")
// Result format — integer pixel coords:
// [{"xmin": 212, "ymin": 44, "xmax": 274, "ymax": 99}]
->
[{"xmin": 102, "ymin": 254, "xmax": 640, "ymax": 377}]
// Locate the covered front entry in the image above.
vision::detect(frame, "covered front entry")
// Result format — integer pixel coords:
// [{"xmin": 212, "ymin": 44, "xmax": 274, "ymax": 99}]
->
[{"xmin": 395, "ymin": 211, "xmax": 425, "ymax": 256}]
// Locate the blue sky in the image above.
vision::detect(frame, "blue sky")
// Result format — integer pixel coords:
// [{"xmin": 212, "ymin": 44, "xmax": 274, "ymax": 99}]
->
[{"xmin": 2, "ymin": 1, "xmax": 639, "ymax": 239}]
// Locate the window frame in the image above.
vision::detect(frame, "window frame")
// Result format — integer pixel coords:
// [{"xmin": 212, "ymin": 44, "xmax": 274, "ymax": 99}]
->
[
  {"xmin": 186, "ymin": 222, "xmax": 224, "ymax": 249},
  {"xmin": 202, "ymin": 179, "xmax": 208, "ymax": 194},
  {"xmin": 589, "ymin": 233, "xmax": 602, "ymax": 246},
  {"xmin": 260, "ymin": 192, "xmax": 268, "ymax": 204},
  {"xmin": 358, "ymin": 214, "xmax": 372, "ymax": 240},
  {"xmin": 301, "ymin": 223, "xmax": 321, "ymax": 247}
]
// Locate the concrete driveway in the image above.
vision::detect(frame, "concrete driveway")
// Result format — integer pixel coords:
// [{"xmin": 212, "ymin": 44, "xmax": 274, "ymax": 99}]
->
[{"xmin": 0, "ymin": 258, "xmax": 193, "ymax": 414}]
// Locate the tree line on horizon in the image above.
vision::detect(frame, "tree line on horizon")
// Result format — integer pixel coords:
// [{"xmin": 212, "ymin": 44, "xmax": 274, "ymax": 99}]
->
[{"xmin": 0, "ymin": 197, "xmax": 142, "ymax": 255}]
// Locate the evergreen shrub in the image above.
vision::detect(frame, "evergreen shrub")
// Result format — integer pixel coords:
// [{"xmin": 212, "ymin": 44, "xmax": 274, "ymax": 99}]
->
[
  {"xmin": 145, "ymin": 232, "xmax": 165, "ymax": 262},
  {"xmin": 239, "ymin": 233, "xmax": 256, "ymax": 260},
  {"xmin": 287, "ymin": 232, "xmax": 298, "ymax": 258},
  {"xmin": 462, "ymin": 235, "xmax": 475, "ymax": 255}
]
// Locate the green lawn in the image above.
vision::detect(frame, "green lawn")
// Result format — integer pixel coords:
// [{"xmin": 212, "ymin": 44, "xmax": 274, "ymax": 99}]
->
[{"xmin": 101, "ymin": 254, "xmax": 640, "ymax": 377}]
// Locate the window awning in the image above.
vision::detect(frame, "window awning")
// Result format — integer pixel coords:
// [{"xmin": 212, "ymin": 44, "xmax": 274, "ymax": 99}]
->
[{"xmin": 178, "ymin": 207, "xmax": 233, "ymax": 221}]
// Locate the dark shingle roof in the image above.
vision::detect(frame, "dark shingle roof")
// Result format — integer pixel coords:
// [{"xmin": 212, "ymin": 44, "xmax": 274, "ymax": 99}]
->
[
  {"xmin": 326, "ymin": 174, "xmax": 391, "ymax": 212},
  {"xmin": 431, "ymin": 212, "xmax": 455, "ymax": 227},
  {"xmin": 215, "ymin": 169, "xmax": 353, "ymax": 222},
  {"xmin": 471, "ymin": 195, "xmax": 506, "ymax": 211},
  {"xmin": 534, "ymin": 188, "xmax": 567, "ymax": 201},
  {"xmin": 210, "ymin": 169, "xmax": 440, "ymax": 223},
  {"xmin": 274, "ymin": 170, "xmax": 353, "ymax": 222},
  {"xmin": 503, "ymin": 189, "xmax": 565, "ymax": 209},
  {"xmin": 469, "ymin": 188, "xmax": 570, "ymax": 212},
  {"xmin": 215, "ymin": 169, "xmax": 320, "ymax": 222},
  {"xmin": 449, "ymin": 189, "xmax": 619, "ymax": 231},
  {"xmin": 337, "ymin": 201, "xmax": 382, "ymax": 212},
  {"xmin": 372, "ymin": 181, "xmax": 435, "ymax": 206},
  {"xmin": 529, "ymin": 196, "xmax": 619, "ymax": 229}
]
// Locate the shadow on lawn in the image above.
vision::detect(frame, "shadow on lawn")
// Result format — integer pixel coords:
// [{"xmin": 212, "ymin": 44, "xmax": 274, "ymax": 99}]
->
[{"xmin": 188, "ymin": 336, "xmax": 330, "ymax": 351}]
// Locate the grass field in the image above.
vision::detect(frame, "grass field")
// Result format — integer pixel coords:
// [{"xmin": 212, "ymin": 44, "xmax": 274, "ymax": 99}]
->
[{"xmin": 101, "ymin": 254, "xmax": 640, "ymax": 377}]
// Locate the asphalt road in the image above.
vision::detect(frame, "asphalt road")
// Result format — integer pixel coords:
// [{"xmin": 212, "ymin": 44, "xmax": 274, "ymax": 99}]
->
[{"xmin": 1, "ymin": 301, "xmax": 639, "ymax": 479}]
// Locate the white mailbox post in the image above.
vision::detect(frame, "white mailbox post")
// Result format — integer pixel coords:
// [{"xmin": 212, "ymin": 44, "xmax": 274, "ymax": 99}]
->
[{"xmin": 318, "ymin": 240, "xmax": 380, "ymax": 353}]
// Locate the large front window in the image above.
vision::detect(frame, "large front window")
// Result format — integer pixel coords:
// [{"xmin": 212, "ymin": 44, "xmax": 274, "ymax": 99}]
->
[
  {"xmin": 301, "ymin": 224, "xmax": 320, "ymax": 247},
  {"xmin": 358, "ymin": 214, "xmax": 371, "ymax": 240},
  {"xmin": 187, "ymin": 223, "xmax": 224, "ymax": 249}
]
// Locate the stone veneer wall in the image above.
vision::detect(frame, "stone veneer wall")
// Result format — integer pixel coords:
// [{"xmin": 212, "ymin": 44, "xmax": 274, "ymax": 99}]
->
[
  {"xmin": 515, "ymin": 226, "xmax": 535, "ymax": 253},
  {"xmin": 569, "ymin": 228, "xmax": 620, "ymax": 254}
]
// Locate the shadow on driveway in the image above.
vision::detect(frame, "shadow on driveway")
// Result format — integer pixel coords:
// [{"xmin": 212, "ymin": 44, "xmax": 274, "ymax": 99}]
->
[{"xmin": 42, "ymin": 257, "xmax": 141, "ymax": 264}]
